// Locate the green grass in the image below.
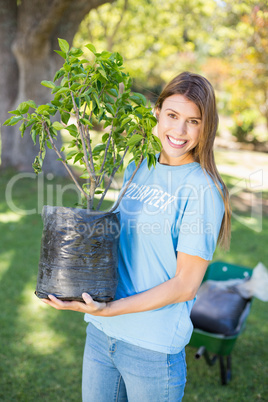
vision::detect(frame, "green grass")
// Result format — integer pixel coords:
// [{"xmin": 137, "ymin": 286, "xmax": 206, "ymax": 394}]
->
[{"xmin": 0, "ymin": 150, "xmax": 268, "ymax": 401}]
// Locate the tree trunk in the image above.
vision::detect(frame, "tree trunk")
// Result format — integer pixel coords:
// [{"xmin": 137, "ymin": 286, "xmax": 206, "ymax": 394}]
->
[{"xmin": 0, "ymin": 0, "xmax": 112, "ymax": 174}]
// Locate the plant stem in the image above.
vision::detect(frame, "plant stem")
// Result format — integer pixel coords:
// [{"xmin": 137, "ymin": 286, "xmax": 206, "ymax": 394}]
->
[
  {"xmin": 84, "ymin": 125, "xmax": 95, "ymax": 173},
  {"xmin": 109, "ymin": 153, "xmax": 144, "ymax": 213},
  {"xmin": 69, "ymin": 87, "xmax": 96, "ymax": 209},
  {"xmin": 98, "ymin": 107, "xmax": 120, "ymax": 184},
  {"xmin": 96, "ymin": 146, "xmax": 129, "ymax": 211},
  {"xmin": 43, "ymin": 122, "xmax": 89, "ymax": 202}
]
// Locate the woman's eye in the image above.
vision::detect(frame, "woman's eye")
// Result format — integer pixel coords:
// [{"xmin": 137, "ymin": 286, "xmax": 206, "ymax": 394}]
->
[
  {"xmin": 188, "ymin": 119, "xmax": 199, "ymax": 125},
  {"xmin": 168, "ymin": 113, "xmax": 177, "ymax": 119}
]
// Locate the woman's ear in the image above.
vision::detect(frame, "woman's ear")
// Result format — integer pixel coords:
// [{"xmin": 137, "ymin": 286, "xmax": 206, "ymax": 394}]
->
[{"xmin": 155, "ymin": 107, "xmax": 160, "ymax": 121}]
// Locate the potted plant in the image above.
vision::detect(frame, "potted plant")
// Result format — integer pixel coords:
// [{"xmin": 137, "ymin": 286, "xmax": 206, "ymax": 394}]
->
[{"xmin": 4, "ymin": 39, "xmax": 160, "ymax": 302}]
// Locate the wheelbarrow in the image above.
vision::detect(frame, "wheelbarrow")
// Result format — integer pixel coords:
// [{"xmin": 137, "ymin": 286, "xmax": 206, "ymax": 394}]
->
[{"xmin": 188, "ymin": 261, "xmax": 253, "ymax": 385}]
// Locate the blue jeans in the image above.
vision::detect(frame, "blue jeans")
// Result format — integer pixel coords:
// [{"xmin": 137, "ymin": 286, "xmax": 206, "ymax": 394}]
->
[{"xmin": 82, "ymin": 322, "xmax": 187, "ymax": 402}]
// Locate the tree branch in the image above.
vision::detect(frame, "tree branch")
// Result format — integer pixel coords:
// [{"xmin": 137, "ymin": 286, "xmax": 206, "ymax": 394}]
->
[
  {"xmin": 69, "ymin": 87, "xmax": 94, "ymax": 179},
  {"xmin": 96, "ymin": 145, "xmax": 129, "ymax": 211},
  {"xmin": 44, "ymin": 122, "xmax": 89, "ymax": 200},
  {"xmin": 109, "ymin": 153, "xmax": 144, "ymax": 213},
  {"xmin": 98, "ymin": 106, "xmax": 120, "ymax": 180}
]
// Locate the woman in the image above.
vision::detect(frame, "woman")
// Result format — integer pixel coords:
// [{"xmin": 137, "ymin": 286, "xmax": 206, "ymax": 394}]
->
[{"xmin": 43, "ymin": 72, "xmax": 231, "ymax": 401}]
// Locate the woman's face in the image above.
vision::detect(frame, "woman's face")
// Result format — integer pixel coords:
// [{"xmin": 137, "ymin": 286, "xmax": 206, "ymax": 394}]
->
[{"xmin": 156, "ymin": 94, "xmax": 202, "ymax": 166}]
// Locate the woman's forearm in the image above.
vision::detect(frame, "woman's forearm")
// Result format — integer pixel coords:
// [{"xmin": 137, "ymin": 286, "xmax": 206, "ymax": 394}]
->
[{"xmin": 102, "ymin": 275, "xmax": 196, "ymax": 317}]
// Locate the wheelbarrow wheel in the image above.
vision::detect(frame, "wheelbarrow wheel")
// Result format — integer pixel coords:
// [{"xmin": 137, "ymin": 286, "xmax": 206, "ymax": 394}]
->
[{"xmin": 219, "ymin": 355, "xmax": 232, "ymax": 385}]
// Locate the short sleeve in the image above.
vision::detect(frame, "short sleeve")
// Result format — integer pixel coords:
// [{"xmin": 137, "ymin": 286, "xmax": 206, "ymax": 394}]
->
[{"xmin": 176, "ymin": 182, "xmax": 225, "ymax": 261}]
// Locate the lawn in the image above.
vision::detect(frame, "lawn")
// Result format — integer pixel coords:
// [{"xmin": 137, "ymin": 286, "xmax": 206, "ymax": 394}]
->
[{"xmin": 0, "ymin": 149, "xmax": 267, "ymax": 401}]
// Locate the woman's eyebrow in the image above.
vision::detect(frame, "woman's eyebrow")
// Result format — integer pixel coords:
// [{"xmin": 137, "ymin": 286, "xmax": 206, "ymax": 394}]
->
[{"xmin": 165, "ymin": 108, "xmax": 202, "ymax": 120}]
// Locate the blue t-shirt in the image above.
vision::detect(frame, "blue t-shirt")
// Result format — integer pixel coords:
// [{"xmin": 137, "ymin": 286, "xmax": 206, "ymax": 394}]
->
[{"xmin": 85, "ymin": 157, "xmax": 224, "ymax": 354}]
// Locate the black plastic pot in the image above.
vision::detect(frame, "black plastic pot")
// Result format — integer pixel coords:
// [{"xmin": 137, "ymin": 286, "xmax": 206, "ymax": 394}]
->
[{"xmin": 35, "ymin": 206, "xmax": 120, "ymax": 302}]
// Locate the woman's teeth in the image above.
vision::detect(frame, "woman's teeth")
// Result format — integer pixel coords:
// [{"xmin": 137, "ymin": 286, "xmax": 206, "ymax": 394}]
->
[{"xmin": 168, "ymin": 136, "xmax": 187, "ymax": 145}]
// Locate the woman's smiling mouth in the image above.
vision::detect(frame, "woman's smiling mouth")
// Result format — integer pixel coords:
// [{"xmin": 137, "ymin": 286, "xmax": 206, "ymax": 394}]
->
[{"xmin": 167, "ymin": 135, "xmax": 188, "ymax": 148}]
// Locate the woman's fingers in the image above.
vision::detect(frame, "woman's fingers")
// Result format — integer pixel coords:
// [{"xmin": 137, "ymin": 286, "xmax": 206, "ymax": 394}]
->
[
  {"xmin": 41, "ymin": 295, "xmax": 78, "ymax": 310},
  {"xmin": 41, "ymin": 293, "xmax": 107, "ymax": 315},
  {"xmin": 82, "ymin": 293, "xmax": 107, "ymax": 314}
]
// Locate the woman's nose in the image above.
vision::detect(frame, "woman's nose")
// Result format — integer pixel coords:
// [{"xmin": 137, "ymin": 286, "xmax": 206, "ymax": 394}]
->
[{"xmin": 173, "ymin": 119, "xmax": 187, "ymax": 135}]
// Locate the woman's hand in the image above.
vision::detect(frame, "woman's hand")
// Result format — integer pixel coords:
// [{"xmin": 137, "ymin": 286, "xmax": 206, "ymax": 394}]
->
[{"xmin": 41, "ymin": 293, "xmax": 108, "ymax": 316}]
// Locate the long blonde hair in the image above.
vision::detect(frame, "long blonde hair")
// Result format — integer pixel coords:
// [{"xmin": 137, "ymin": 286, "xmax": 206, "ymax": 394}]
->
[{"xmin": 155, "ymin": 72, "xmax": 231, "ymax": 250}]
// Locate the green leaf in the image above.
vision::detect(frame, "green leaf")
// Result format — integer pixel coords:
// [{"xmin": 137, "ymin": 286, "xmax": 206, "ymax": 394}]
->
[
  {"xmin": 130, "ymin": 93, "xmax": 147, "ymax": 106},
  {"xmin": 100, "ymin": 50, "xmax": 112, "ymax": 59},
  {"xmin": 106, "ymin": 103, "xmax": 114, "ymax": 115},
  {"xmin": 103, "ymin": 120, "xmax": 112, "ymax": 129},
  {"xmin": 5, "ymin": 116, "xmax": 23, "ymax": 126},
  {"xmin": 18, "ymin": 102, "xmax": 30, "ymax": 114},
  {"xmin": 147, "ymin": 153, "xmax": 157, "ymax": 169},
  {"xmin": 73, "ymin": 153, "xmax": 84, "ymax": 164},
  {"xmin": 25, "ymin": 118, "xmax": 37, "ymax": 128},
  {"xmin": 127, "ymin": 134, "xmax": 144, "ymax": 146},
  {"xmin": 52, "ymin": 121, "xmax": 65, "ymax": 130},
  {"xmin": 26, "ymin": 100, "xmax": 37, "ymax": 109},
  {"xmin": 8, "ymin": 109, "xmax": 21, "ymax": 116},
  {"xmin": 56, "ymin": 87, "xmax": 69, "ymax": 95},
  {"xmin": 75, "ymin": 97, "xmax": 81, "ymax": 108},
  {"xmin": 41, "ymin": 80, "xmax": 55, "ymax": 89},
  {"xmin": 126, "ymin": 124, "xmax": 136, "ymax": 135},
  {"xmin": 93, "ymin": 143, "xmax": 106, "ymax": 154},
  {"xmin": 66, "ymin": 150, "xmax": 77, "ymax": 160},
  {"xmin": 36, "ymin": 105, "xmax": 50, "ymax": 114},
  {"xmin": 3, "ymin": 117, "xmax": 12, "ymax": 125},
  {"xmin": 102, "ymin": 133, "xmax": 109, "ymax": 143},
  {"xmin": 69, "ymin": 48, "xmax": 83, "ymax": 57},
  {"xmin": 107, "ymin": 88, "xmax": 118, "ymax": 97},
  {"xmin": 19, "ymin": 122, "xmax": 26, "ymax": 137},
  {"xmin": 85, "ymin": 44, "xmax": 97, "ymax": 54},
  {"xmin": 66, "ymin": 124, "xmax": 78, "ymax": 137},
  {"xmin": 58, "ymin": 38, "xmax": 69, "ymax": 53},
  {"xmin": 53, "ymin": 69, "xmax": 65, "ymax": 81},
  {"xmin": 104, "ymin": 94, "xmax": 115, "ymax": 104},
  {"xmin": 54, "ymin": 50, "xmax": 67, "ymax": 59},
  {"xmin": 63, "ymin": 62, "xmax": 71, "ymax": 72},
  {"xmin": 92, "ymin": 92, "xmax": 100, "ymax": 108},
  {"xmin": 46, "ymin": 140, "xmax": 53, "ymax": 149},
  {"xmin": 95, "ymin": 189, "xmax": 104, "ymax": 195},
  {"xmin": 98, "ymin": 69, "xmax": 107, "ymax": 79},
  {"xmin": 60, "ymin": 111, "xmax": 70, "ymax": 125},
  {"xmin": 31, "ymin": 130, "xmax": 37, "ymax": 145},
  {"xmin": 70, "ymin": 83, "xmax": 81, "ymax": 91},
  {"xmin": 80, "ymin": 172, "xmax": 91, "ymax": 179},
  {"xmin": 152, "ymin": 135, "xmax": 162, "ymax": 151},
  {"xmin": 80, "ymin": 118, "xmax": 93, "ymax": 128},
  {"xmin": 121, "ymin": 116, "xmax": 132, "ymax": 127},
  {"xmin": 60, "ymin": 146, "xmax": 65, "ymax": 152}
]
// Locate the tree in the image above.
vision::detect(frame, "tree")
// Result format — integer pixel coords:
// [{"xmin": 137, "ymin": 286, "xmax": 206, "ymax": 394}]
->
[
  {"xmin": 0, "ymin": 0, "xmax": 112, "ymax": 173},
  {"xmin": 74, "ymin": 0, "xmax": 218, "ymax": 96},
  {"xmin": 201, "ymin": 0, "xmax": 268, "ymax": 139}
]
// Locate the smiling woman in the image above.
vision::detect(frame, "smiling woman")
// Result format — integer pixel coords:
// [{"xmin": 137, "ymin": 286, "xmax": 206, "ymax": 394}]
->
[
  {"xmin": 42, "ymin": 71, "xmax": 231, "ymax": 402},
  {"xmin": 155, "ymin": 94, "xmax": 202, "ymax": 166}
]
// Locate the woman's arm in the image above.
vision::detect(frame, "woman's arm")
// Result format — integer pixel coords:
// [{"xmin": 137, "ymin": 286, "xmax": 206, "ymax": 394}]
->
[{"xmin": 42, "ymin": 251, "xmax": 208, "ymax": 316}]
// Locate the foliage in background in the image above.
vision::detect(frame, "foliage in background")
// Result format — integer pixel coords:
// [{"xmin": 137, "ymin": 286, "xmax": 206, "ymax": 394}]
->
[
  {"xmin": 74, "ymin": 0, "xmax": 218, "ymax": 96},
  {"xmin": 74, "ymin": 0, "xmax": 268, "ymax": 142},
  {"xmin": 207, "ymin": 0, "xmax": 268, "ymax": 141},
  {"xmin": 4, "ymin": 39, "xmax": 160, "ymax": 211}
]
